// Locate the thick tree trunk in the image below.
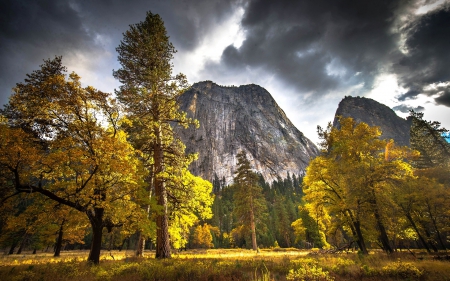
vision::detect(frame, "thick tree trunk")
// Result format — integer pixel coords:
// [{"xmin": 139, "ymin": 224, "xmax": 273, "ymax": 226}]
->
[
  {"xmin": 353, "ymin": 221, "xmax": 368, "ymax": 254},
  {"xmin": 54, "ymin": 220, "xmax": 65, "ymax": 257},
  {"xmin": 373, "ymin": 208, "xmax": 393, "ymax": 253},
  {"xmin": 370, "ymin": 190, "xmax": 393, "ymax": 253},
  {"xmin": 87, "ymin": 208, "xmax": 104, "ymax": 264},
  {"xmin": 345, "ymin": 210, "xmax": 368, "ymax": 254},
  {"xmin": 154, "ymin": 126, "xmax": 171, "ymax": 259}
]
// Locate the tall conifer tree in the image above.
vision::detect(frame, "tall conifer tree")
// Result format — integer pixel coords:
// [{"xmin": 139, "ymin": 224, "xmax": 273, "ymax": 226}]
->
[
  {"xmin": 113, "ymin": 12, "xmax": 197, "ymax": 258},
  {"xmin": 232, "ymin": 151, "xmax": 267, "ymax": 251}
]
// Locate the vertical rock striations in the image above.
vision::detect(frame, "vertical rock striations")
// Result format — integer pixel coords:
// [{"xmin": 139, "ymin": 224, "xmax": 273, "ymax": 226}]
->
[
  {"xmin": 176, "ymin": 81, "xmax": 319, "ymax": 185},
  {"xmin": 333, "ymin": 96, "xmax": 411, "ymax": 146}
]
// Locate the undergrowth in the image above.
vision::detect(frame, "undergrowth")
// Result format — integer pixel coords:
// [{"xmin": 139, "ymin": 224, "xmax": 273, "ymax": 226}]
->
[{"xmin": 1, "ymin": 249, "xmax": 449, "ymax": 281}]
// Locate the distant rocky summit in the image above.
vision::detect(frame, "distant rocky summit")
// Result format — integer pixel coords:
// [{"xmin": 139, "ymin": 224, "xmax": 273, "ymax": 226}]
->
[
  {"xmin": 176, "ymin": 81, "xmax": 319, "ymax": 185},
  {"xmin": 333, "ymin": 96, "xmax": 411, "ymax": 146}
]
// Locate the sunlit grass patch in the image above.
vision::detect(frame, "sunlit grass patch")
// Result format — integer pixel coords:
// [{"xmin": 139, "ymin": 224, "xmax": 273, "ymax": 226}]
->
[{"xmin": 2, "ymin": 249, "xmax": 450, "ymax": 281}]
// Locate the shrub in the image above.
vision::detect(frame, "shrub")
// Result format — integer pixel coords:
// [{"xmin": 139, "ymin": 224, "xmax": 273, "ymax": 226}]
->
[
  {"xmin": 382, "ymin": 260, "xmax": 423, "ymax": 279},
  {"xmin": 286, "ymin": 264, "xmax": 334, "ymax": 281}
]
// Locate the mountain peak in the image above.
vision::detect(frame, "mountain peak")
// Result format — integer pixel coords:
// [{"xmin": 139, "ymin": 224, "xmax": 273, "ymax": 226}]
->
[
  {"xmin": 176, "ymin": 82, "xmax": 319, "ymax": 185},
  {"xmin": 334, "ymin": 96, "xmax": 411, "ymax": 146}
]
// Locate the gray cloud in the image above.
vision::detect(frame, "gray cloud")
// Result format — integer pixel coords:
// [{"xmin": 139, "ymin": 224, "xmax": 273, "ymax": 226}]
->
[
  {"xmin": 435, "ymin": 90, "xmax": 450, "ymax": 106},
  {"xmin": 204, "ymin": 0, "xmax": 408, "ymax": 102},
  {"xmin": 0, "ymin": 0, "xmax": 94, "ymax": 106},
  {"xmin": 2, "ymin": 0, "xmax": 449, "ymax": 117},
  {"xmin": 0, "ymin": 0, "xmax": 240, "ymax": 107},
  {"xmin": 392, "ymin": 104, "xmax": 424, "ymax": 113},
  {"xmin": 394, "ymin": 4, "xmax": 450, "ymax": 106},
  {"xmin": 202, "ymin": 0, "xmax": 450, "ymax": 109}
]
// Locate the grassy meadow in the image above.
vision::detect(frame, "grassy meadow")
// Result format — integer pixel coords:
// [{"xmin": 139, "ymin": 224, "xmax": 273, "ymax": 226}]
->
[{"xmin": 1, "ymin": 248, "xmax": 449, "ymax": 281}]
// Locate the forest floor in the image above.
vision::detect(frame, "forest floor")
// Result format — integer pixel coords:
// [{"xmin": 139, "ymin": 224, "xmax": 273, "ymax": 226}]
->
[{"xmin": 1, "ymin": 248, "xmax": 449, "ymax": 280}]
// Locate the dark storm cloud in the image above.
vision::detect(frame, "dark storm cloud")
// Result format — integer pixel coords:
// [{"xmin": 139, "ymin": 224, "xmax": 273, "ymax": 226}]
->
[
  {"xmin": 435, "ymin": 91, "xmax": 450, "ymax": 107},
  {"xmin": 0, "ymin": 0, "xmax": 92, "ymax": 106},
  {"xmin": 0, "ymin": 0, "xmax": 240, "ymax": 107},
  {"xmin": 203, "ymin": 0, "xmax": 450, "ymax": 108},
  {"xmin": 392, "ymin": 104, "xmax": 424, "ymax": 113},
  {"xmin": 394, "ymin": 5, "xmax": 450, "ymax": 106},
  {"xmin": 206, "ymin": 0, "xmax": 405, "ymax": 100},
  {"xmin": 77, "ymin": 0, "xmax": 241, "ymax": 52}
]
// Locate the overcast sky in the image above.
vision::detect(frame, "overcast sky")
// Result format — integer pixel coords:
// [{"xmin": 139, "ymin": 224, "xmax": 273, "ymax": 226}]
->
[{"xmin": 1, "ymin": 0, "xmax": 449, "ymax": 144}]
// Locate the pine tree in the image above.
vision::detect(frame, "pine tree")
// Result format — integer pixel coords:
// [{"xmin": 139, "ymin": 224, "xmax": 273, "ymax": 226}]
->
[
  {"xmin": 232, "ymin": 151, "xmax": 267, "ymax": 251},
  {"xmin": 113, "ymin": 12, "xmax": 198, "ymax": 258}
]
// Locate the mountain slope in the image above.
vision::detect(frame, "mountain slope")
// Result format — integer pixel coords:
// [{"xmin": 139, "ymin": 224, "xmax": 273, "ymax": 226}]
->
[
  {"xmin": 333, "ymin": 96, "xmax": 411, "ymax": 146},
  {"xmin": 176, "ymin": 81, "xmax": 319, "ymax": 185}
]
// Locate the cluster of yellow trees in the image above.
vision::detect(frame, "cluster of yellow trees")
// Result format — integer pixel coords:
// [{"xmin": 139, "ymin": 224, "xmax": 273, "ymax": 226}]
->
[
  {"xmin": 297, "ymin": 116, "xmax": 450, "ymax": 254},
  {"xmin": 0, "ymin": 12, "xmax": 214, "ymax": 264}
]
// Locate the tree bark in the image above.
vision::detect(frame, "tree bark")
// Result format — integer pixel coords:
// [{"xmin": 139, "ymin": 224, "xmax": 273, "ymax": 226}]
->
[
  {"xmin": 135, "ymin": 231, "xmax": 145, "ymax": 257},
  {"xmin": 370, "ymin": 189, "xmax": 393, "ymax": 253},
  {"xmin": 54, "ymin": 219, "xmax": 65, "ymax": 257},
  {"xmin": 373, "ymin": 207, "xmax": 393, "ymax": 253},
  {"xmin": 87, "ymin": 208, "xmax": 104, "ymax": 264},
  {"xmin": 345, "ymin": 209, "xmax": 368, "ymax": 254},
  {"xmin": 249, "ymin": 197, "xmax": 258, "ymax": 251},
  {"xmin": 154, "ymin": 125, "xmax": 171, "ymax": 258},
  {"xmin": 353, "ymin": 220, "xmax": 368, "ymax": 254}
]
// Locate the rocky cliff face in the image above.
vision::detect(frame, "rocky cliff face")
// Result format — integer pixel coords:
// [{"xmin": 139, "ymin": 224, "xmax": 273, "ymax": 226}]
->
[
  {"xmin": 333, "ymin": 96, "xmax": 411, "ymax": 146},
  {"xmin": 176, "ymin": 81, "xmax": 319, "ymax": 185}
]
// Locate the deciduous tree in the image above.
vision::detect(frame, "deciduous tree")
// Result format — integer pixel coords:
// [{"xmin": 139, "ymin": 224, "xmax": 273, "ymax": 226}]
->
[
  {"xmin": 304, "ymin": 117, "xmax": 414, "ymax": 254},
  {"xmin": 0, "ymin": 57, "xmax": 145, "ymax": 264}
]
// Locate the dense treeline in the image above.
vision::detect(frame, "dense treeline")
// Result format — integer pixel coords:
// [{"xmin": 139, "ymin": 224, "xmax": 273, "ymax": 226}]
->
[
  {"xmin": 209, "ymin": 168, "xmax": 319, "ymax": 250},
  {"xmin": 206, "ymin": 113, "xmax": 450, "ymax": 254}
]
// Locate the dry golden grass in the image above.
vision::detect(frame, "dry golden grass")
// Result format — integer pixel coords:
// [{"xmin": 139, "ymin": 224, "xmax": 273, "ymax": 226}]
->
[{"xmin": 1, "ymin": 249, "xmax": 449, "ymax": 281}]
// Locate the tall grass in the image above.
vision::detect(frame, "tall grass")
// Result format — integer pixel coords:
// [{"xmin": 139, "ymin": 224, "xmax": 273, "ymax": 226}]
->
[{"xmin": 1, "ymin": 249, "xmax": 449, "ymax": 281}]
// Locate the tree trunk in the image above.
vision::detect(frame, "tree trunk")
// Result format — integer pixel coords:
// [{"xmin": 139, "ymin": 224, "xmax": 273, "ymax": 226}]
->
[
  {"xmin": 87, "ymin": 208, "xmax": 104, "ymax": 264},
  {"xmin": 249, "ymin": 199, "xmax": 258, "ymax": 251},
  {"xmin": 345, "ymin": 209, "xmax": 368, "ymax": 254},
  {"xmin": 371, "ymin": 190, "xmax": 393, "ymax": 253},
  {"xmin": 54, "ymin": 219, "xmax": 65, "ymax": 257},
  {"xmin": 405, "ymin": 213, "xmax": 431, "ymax": 253},
  {"xmin": 8, "ymin": 240, "xmax": 18, "ymax": 255},
  {"xmin": 353, "ymin": 220, "xmax": 368, "ymax": 254},
  {"xmin": 424, "ymin": 227, "xmax": 438, "ymax": 252},
  {"xmin": 373, "ymin": 208, "xmax": 393, "ymax": 253},
  {"xmin": 16, "ymin": 233, "xmax": 28, "ymax": 254},
  {"xmin": 154, "ymin": 125, "xmax": 171, "ymax": 259},
  {"xmin": 428, "ymin": 210, "xmax": 447, "ymax": 251},
  {"xmin": 135, "ymin": 231, "xmax": 145, "ymax": 257}
]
